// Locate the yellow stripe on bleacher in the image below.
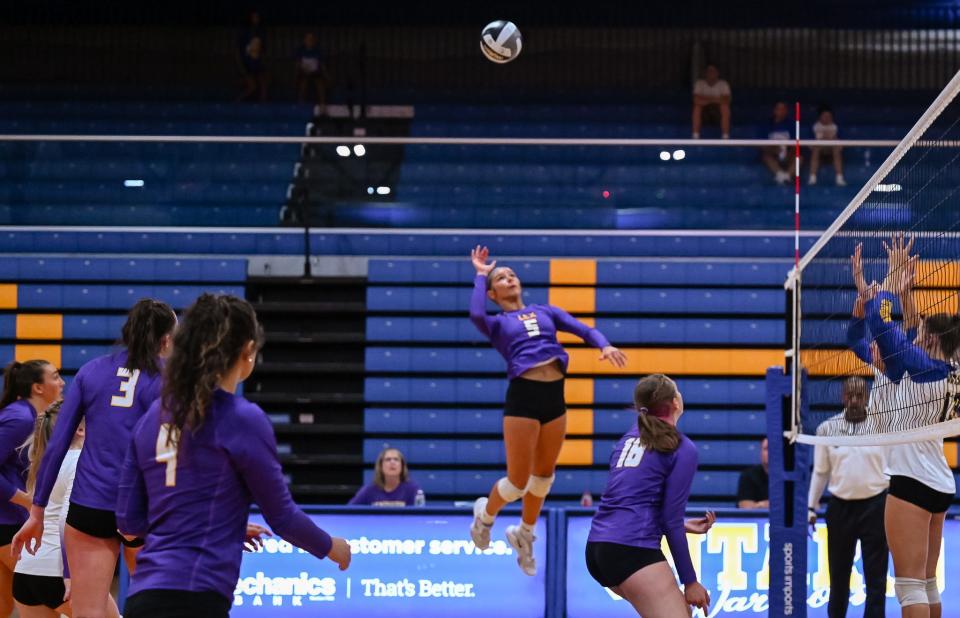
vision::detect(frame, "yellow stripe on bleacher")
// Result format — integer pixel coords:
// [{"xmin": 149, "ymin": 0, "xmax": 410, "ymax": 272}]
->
[
  {"xmin": 557, "ymin": 317, "xmax": 595, "ymax": 344},
  {"xmin": 915, "ymin": 260, "xmax": 960, "ymax": 289},
  {"xmin": 549, "ymin": 287, "xmax": 595, "ymax": 313},
  {"xmin": 912, "ymin": 290, "xmax": 959, "ymax": 316},
  {"xmin": 565, "ymin": 409, "xmax": 594, "ymax": 435},
  {"xmin": 567, "ymin": 348, "xmax": 784, "ymax": 376},
  {"xmin": 557, "ymin": 439, "xmax": 593, "ymax": 465},
  {"xmin": 0, "ymin": 284, "xmax": 16, "ymax": 310},
  {"xmin": 800, "ymin": 349, "xmax": 873, "ymax": 378},
  {"xmin": 549, "ymin": 259, "xmax": 597, "ymax": 285},
  {"xmin": 565, "ymin": 379, "xmax": 594, "ymax": 405},
  {"xmin": 945, "ymin": 441, "xmax": 958, "ymax": 468},
  {"xmin": 16, "ymin": 314, "xmax": 63, "ymax": 340},
  {"xmin": 14, "ymin": 344, "xmax": 62, "ymax": 368}
]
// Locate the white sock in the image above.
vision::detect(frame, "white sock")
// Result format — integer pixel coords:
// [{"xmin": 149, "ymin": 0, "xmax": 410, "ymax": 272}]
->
[
  {"xmin": 520, "ymin": 521, "xmax": 535, "ymax": 535},
  {"xmin": 692, "ymin": 132, "xmax": 700, "ymax": 139},
  {"xmin": 722, "ymin": 133, "xmax": 730, "ymax": 139},
  {"xmin": 479, "ymin": 509, "xmax": 494, "ymax": 525}
]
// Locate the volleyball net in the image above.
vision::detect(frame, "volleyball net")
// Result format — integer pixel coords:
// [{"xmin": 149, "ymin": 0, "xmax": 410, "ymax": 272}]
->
[{"xmin": 789, "ymin": 69, "xmax": 960, "ymax": 447}]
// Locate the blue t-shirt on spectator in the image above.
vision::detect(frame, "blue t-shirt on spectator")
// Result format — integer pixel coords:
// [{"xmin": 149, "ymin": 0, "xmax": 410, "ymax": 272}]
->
[{"xmin": 763, "ymin": 118, "xmax": 792, "ymax": 140}]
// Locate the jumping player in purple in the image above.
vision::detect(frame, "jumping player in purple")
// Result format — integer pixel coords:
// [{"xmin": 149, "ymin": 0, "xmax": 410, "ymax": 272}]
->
[
  {"xmin": 468, "ymin": 246, "xmax": 627, "ymax": 576},
  {"xmin": 0, "ymin": 360, "xmax": 63, "ymax": 617},
  {"xmin": 116, "ymin": 294, "xmax": 350, "ymax": 618},
  {"xmin": 587, "ymin": 374, "xmax": 713, "ymax": 616},
  {"xmin": 13, "ymin": 299, "xmax": 177, "ymax": 618}
]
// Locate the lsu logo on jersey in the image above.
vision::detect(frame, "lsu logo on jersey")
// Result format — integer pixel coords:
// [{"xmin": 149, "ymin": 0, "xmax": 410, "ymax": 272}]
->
[
  {"xmin": 518, "ymin": 312, "xmax": 540, "ymax": 337},
  {"xmin": 879, "ymin": 299, "xmax": 893, "ymax": 323}
]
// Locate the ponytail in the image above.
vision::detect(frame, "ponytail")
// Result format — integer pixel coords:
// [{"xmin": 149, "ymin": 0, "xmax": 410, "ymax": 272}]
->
[
  {"xmin": 20, "ymin": 400, "xmax": 60, "ymax": 493},
  {"xmin": 0, "ymin": 360, "xmax": 49, "ymax": 409},
  {"xmin": 162, "ymin": 294, "xmax": 262, "ymax": 441},
  {"xmin": 633, "ymin": 373, "xmax": 681, "ymax": 453},
  {"xmin": 637, "ymin": 413, "xmax": 680, "ymax": 453},
  {"xmin": 122, "ymin": 299, "xmax": 177, "ymax": 375}
]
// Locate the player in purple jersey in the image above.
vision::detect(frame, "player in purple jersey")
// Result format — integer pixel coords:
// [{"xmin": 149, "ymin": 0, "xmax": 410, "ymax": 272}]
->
[
  {"xmin": 587, "ymin": 374, "xmax": 712, "ymax": 616},
  {"xmin": 0, "ymin": 360, "xmax": 64, "ymax": 617},
  {"xmin": 467, "ymin": 246, "xmax": 627, "ymax": 576},
  {"xmin": 117, "ymin": 294, "xmax": 350, "ymax": 618},
  {"xmin": 13, "ymin": 299, "xmax": 176, "ymax": 618}
]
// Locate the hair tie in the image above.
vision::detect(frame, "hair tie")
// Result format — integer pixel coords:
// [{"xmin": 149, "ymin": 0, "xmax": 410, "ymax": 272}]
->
[{"xmin": 638, "ymin": 406, "xmax": 649, "ymax": 414}]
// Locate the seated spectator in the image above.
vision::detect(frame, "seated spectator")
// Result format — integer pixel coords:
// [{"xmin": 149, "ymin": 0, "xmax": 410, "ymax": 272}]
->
[
  {"xmin": 737, "ymin": 438, "xmax": 769, "ymax": 509},
  {"xmin": 691, "ymin": 64, "xmax": 731, "ymax": 139},
  {"xmin": 238, "ymin": 36, "xmax": 269, "ymax": 102},
  {"xmin": 295, "ymin": 32, "xmax": 330, "ymax": 110},
  {"xmin": 349, "ymin": 448, "xmax": 422, "ymax": 507},
  {"xmin": 760, "ymin": 101, "xmax": 795, "ymax": 185},
  {"xmin": 809, "ymin": 105, "xmax": 847, "ymax": 186}
]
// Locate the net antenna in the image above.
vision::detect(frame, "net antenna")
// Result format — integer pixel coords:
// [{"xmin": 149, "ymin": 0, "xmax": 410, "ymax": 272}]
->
[{"xmin": 786, "ymin": 68, "xmax": 960, "ymax": 446}]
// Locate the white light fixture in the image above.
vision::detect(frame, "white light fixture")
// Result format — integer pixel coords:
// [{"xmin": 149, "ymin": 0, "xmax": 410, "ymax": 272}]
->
[
  {"xmin": 672, "ymin": 149, "xmax": 686, "ymax": 161},
  {"xmin": 367, "ymin": 186, "xmax": 375, "ymax": 195},
  {"xmin": 376, "ymin": 186, "xmax": 391, "ymax": 195},
  {"xmin": 659, "ymin": 151, "xmax": 670, "ymax": 161},
  {"xmin": 123, "ymin": 179, "xmax": 145, "ymax": 187},
  {"xmin": 353, "ymin": 144, "xmax": 366, "ymax": 157},
  {"xmin": 874, "ymin": 183, "xmax": 902, "ymax": 192},
  {"xmin": 336, "ymin": 145, "xmax": 351, "ymax": 157}
]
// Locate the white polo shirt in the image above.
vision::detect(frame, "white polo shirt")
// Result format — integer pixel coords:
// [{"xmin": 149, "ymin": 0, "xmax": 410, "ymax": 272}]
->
[{"xmin": 693, "ymin": 79, "xmax": 731, "ymax": 99}]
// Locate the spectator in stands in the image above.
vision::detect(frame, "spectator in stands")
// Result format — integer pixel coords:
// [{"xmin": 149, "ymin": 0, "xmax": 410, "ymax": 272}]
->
[
  {"xmin": 349, "ymin": 448, "xmax": 422, "ymax": 507},
  {"xmin": 238, "ymin": 36, "xmax": 269, "ymax": 102},
  {"xmin": 737, "ymin": 438, "xmax": 769, "ymax": 509},
  {"xmin": 809, "ymin": 105, "xmax": 847, "ymax": 186},
  {"xmin": 760, "ymin": 101, "xmax": 795, "ymax": 185},
  {"xmin": 295, "ymin": 32, "xmax": 330, "ymax": 111},
  {"xmin": 691, "ymin": 64, "xmax": 731, "ymax": 139}
]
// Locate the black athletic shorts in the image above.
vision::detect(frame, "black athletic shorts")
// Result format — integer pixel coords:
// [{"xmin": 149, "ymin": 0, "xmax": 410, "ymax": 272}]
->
[
  {"xmin": 504, "ymin": 377, "xmax": 566, "ymax": 424},
  {"xmin": 585, "ymin": 541, "xmax": 667, "ymax": 588},
  {"xmin": 66, "ymin": 502, "xmax": 119, "ymax": 539},
  {"xmin": 124, "ymin": 589, "xmax": 231, "ymax": 618},
  {"xmin": 0, "ymin": 523, "xmax": 22, "ymax": 546},
  {"xmin": 12, "ymin": 573, "xmax": 65, "ymax": 609},
  {"xmin": 889, "ymin": 475, "xmax": 954, "ymax": 514}
]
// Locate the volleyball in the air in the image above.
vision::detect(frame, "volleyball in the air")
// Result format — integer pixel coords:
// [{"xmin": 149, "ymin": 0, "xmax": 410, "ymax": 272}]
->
[{"xmin": 481, "ymin": 20, "xmax": 523, "ymax": 64}]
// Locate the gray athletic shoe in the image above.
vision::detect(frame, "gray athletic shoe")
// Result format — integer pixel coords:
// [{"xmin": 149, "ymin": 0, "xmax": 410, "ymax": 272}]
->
[
  {"xmin": 470, "ymin": 497, "xmax": 493, "ymax": 550},
  {"xmin": 505, "ymin": 524, "xmax": 537, "ymax": 576}
]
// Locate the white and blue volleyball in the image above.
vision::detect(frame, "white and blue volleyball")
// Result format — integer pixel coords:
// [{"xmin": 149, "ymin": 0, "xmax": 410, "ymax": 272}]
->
[{"xmin": 481, "ymin": 20, "xmax": 523, "ymax": 64}]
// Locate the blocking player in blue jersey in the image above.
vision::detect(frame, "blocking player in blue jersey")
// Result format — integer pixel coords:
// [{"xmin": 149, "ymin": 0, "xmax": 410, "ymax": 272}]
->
[
  {"xmin": 117, "ymin": 293, "xmax": 349, "ymax": 618},
  {"xmin": 0, "ymin": 360, "xmax": 63, "ymax": 617},
  {"xmin": 13, "ymin": 299, "xmax": 177, "ymax": 618}
]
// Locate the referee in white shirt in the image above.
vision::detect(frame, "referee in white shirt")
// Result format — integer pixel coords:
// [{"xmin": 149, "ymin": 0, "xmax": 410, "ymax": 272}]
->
[{"xmin": 808, "ymin": 377, "xmax": 889, "ymax": 618}]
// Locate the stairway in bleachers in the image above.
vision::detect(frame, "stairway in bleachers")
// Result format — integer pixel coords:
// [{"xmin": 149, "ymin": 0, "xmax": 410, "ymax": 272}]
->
[{"xmin": 245, "ymin": 276, "xmax": 367, "ymax": 503}]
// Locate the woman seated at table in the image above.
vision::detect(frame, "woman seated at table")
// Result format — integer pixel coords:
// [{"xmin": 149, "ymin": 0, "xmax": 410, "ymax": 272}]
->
[{"xmin": 349, "ymin": 447, "xmax": 422, "ymax": 507}]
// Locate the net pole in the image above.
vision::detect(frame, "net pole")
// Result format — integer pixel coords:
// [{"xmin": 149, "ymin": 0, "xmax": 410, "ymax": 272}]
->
[{"xmin": 784, "ymin": 103, "xmax": 802, "ymax": 441}]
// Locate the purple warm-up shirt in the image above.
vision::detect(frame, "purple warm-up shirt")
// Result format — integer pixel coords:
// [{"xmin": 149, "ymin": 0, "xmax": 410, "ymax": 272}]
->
[
  {"xmin": 34, "ymin": 351, "xmax": 163, "ymax": 510},
  {"xmin": 348, "ymin": 480, "xmax": 421, "ymax": 506},
  {"xmin": 0, "ymin": 400, "xmax": 36, "ymax": 525},
  {"xmin": 588, "ymin": 422, "xmax": 699, "ymax": 585},
  {"xmin": 469, "ymin": 274, "xmax": 610, "ymax": 379},
  {"xmin": 117, "ymin": 389, "xmax": 333, "ymax": 601}
]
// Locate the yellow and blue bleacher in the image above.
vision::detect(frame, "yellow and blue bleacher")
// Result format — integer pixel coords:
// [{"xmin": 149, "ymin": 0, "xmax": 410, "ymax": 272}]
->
[
  {"xmin": 0, "ymin": 256, "xmax": 245, "ymax": 374},
  {"xmin": 363, "ymin": 256, "xmax": 788, "ymax": 503}
]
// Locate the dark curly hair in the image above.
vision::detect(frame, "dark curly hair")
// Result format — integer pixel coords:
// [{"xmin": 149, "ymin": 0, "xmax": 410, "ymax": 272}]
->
[
  {"xmin": 121, "ymin": 299, "xmax": 177, "ymax": 375},
  {"xmin": 162, "ymin": 294, "xmax": 263, "ymax": 441}
]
